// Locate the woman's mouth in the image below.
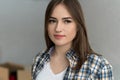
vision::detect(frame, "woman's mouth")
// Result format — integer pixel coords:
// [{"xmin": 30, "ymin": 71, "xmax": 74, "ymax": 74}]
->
[{"xmin": 54, "ymin": 35, "xmax": 65, "ymax": 39}]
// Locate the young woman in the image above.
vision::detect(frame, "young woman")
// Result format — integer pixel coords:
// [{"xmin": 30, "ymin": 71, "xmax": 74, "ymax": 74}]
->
[{"xmin": 32, "ymin": 0, "xmax": 113, "ymax": 80}]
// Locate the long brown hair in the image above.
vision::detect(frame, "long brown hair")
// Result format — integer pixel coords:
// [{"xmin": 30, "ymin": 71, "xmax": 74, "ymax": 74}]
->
[{"xmin": 44, "ymin": 0, "xmax": 95, "ymax": 69}]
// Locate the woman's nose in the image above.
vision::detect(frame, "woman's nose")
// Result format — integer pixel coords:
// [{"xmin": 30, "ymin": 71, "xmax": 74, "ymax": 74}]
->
[{"xmin": 55, "ymin": 22, "xmax": 63, "ymax": 33}]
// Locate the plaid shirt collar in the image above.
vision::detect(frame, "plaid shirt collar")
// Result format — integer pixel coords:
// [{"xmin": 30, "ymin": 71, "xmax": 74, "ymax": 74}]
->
[
  {"xmin": 32, "ymin": 46, "xmax": 79, "ymax": 79},
  {"xmin": 45, "ymin": 46, "xmax": 79, "ymax": 68}
]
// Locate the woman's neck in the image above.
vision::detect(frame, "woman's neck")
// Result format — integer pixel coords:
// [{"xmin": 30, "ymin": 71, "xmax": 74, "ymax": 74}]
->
[
  {"xmin": 50, "ymin": 45, "xmax": 71, "ymax": 74},
  {"xmin": 54, "ymin": 44, "xmax": 71, "ymax": 57}
]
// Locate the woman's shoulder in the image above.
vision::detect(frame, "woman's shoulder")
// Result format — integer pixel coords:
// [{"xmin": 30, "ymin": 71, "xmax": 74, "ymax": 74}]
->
[
  {"xmin": 87, "ymin": 53, "xmax": 112, "ymax": 70},
  {"xmin": 33, "ymin": 50, "xmax": 47, "ymax": 63},
  {"xmin": 81, "ymin": 54, "xmax": 113, "ymax": 79},
  {"xmin": 77, "ymin": 54, "xmax": 113, "ymax": 79},
  {"xmin": 33, "ymin": 47, "xmax": 54, "ymax": 63}
]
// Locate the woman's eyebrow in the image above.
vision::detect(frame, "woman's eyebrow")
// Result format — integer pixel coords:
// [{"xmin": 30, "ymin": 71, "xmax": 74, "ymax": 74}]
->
[
  {"xmin": 49, "ymin": 17, "xmax": 56, "ymax": 19},
  {"xmin": 62, "ymin": 17, "xmax": 73, "ymax": 20},
  {"xmin": 49, "ymin": 17, "xmax": 72, "ymax": 20}
]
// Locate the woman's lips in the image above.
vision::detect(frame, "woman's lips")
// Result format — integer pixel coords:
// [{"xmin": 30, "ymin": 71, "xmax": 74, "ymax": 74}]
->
[{"xmin": 54, "ymin": 35, "xmax": 65, "ymax": 39}]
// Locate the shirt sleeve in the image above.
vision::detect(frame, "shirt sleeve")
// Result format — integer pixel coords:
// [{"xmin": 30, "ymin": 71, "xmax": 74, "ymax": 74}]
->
[{"xmin": 97, "ymin": 62, "xmax": 114, "ymax": 80}]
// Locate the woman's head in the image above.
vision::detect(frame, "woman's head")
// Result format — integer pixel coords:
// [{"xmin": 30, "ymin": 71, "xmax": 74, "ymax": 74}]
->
[
  {"xmin": 44, "ymin": 0, "xmax": 93, "ymax": 69},
  {"xmin": 47, "ymin": 3, "xmax": 77, "ymax": 49}
]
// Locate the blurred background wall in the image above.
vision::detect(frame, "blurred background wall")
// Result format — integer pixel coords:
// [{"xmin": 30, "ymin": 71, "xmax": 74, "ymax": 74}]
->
[{"xmin": 0, "ymin": 0, "xmax": 119, "ymax": 79}]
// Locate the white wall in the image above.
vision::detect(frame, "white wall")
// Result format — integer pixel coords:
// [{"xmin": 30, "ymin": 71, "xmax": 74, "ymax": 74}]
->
[
  {"xmin": 0, "ymin": 0, "xmax": 48, "ymax": 66},
  {"xmin": 0, "ymin": 0, "xmax": 119, "ymax": 79}
]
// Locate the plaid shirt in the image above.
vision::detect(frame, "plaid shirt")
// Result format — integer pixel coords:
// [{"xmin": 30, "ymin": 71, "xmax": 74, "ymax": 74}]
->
[{"xmin": 32, "ymin": 47, "xmax": 113, "ymax": 80}]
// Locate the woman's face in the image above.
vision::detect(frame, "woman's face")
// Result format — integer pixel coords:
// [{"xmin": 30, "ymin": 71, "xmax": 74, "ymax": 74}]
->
[{"xmin": 48, "ymin": 4, "xmax": 77, "ymax": 48}]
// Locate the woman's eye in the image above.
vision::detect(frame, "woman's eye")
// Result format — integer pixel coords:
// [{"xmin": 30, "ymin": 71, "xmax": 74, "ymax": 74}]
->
[
  {"xmin": 48, "ymin": 19, "xmax": 56, "ymax": 24},
  {"xmin": 64, "ymin": 20, "xmax": 72, "ymax": 24}
]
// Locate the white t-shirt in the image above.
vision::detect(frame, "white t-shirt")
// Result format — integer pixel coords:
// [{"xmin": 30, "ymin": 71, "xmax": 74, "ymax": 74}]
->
[{"xmin": 36, "ymin": 62, "xmax": 67, "ymax": 80}]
